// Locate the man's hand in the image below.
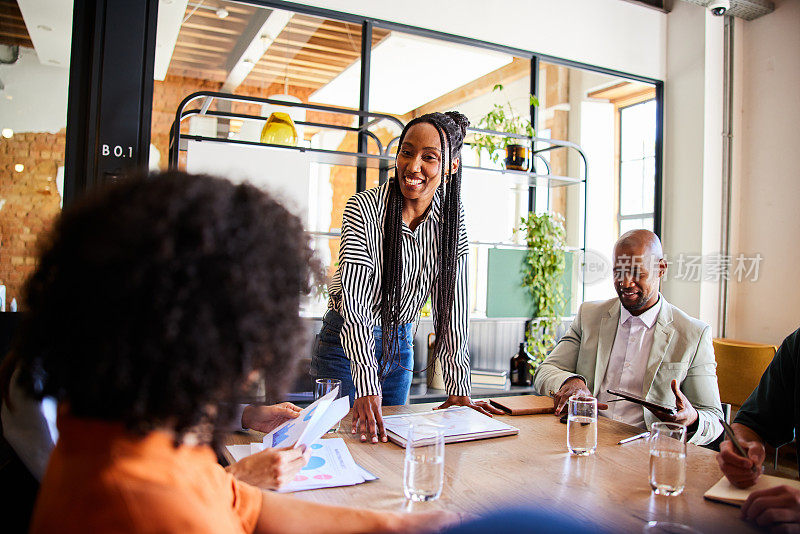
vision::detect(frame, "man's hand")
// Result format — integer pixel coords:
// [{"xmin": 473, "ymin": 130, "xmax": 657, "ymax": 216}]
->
[
  {"xmin": 226, "ymin": 446, "xmax": 310, "ymax": 490},
  {"xmin": 741, "ymin": 485, "xmax": 800, "ymax": 531},
  {"xmin": 552, "ymin": 377, "xmax": 596, "ymax": 415},
  {"xmin": 647, "ymin": 379, "xmax": 698, "ymax": 427},
  {"xmin": 241, "ymin": 402, "xmax": 302, "ymax": 433},
  {"xmin": 435, "ymin": 395, "xmax": 505, "ymax": 417},
  {"xmin": 717, "ymin": 438, "xmax": 765, "ymax": 488},
  {"xmin": 352, "ymin": 395, "xmax": 386, "ymax": 443}
]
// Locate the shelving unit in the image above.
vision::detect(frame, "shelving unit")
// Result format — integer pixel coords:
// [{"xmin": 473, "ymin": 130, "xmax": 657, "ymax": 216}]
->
[
  {"xmin": 169, "ymin": 91, "xmax": 588, "ymax": 294},
  {"xmin": 169, "ymin": 90, "xmax": 589, "ymax": 400}
]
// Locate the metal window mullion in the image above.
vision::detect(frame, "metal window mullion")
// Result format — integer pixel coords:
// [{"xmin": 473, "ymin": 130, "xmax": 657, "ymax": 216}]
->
[
  {"xmin": 356, "ymin": 20, "xmax": 372, "ymax": 193},
  {"xmin": 528, "ymin": 55, "xmax": 539, "ymax": 213}
]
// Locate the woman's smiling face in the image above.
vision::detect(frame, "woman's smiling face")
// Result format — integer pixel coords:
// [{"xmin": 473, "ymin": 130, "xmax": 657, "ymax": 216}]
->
[{"xmin": 395, "ymin": 122, "xmax": 448, "ymax": 204}]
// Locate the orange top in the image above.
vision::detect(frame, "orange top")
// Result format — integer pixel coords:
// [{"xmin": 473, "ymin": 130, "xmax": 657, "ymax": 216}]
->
[{"xmin": 29, "ymin": 414, "xmax": 263, "ymax": 534}]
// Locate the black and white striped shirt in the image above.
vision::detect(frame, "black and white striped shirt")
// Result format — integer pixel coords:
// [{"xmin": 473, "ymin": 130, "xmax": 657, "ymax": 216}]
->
[{"xmin": 328, "ymin": 181, "xmax": 471, "ymax": 399}]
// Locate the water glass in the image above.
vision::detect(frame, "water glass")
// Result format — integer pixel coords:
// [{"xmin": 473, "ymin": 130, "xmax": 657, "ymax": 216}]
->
[
  {"xmin": 314, "ymin": 378, "xmax": 341, "ymax": 433},
  {"xmin": 403, "ymin": 422, "xmax": 445, "ymax": 502},
  {"xmin": 649, "ymin": 422, "xmax": 687, "ymax": 496},
  {"xmin": 567, "ymin": 395, "xmax": 598, "ymax": 456}
]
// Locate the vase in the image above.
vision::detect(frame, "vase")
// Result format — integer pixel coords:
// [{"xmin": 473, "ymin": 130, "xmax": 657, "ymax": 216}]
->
[
  {"xmin": 504, "ymin": 144, "xmax": 530, "ymax": 171},
  {"xmin": 260, "ymin": 112, "xmax": 298, "ymax": 146}
]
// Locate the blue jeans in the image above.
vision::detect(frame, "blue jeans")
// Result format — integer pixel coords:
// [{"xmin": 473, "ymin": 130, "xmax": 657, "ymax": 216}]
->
[{"xmin": 310, "ymin": 310, "xmax": 414, "ymax": 406}]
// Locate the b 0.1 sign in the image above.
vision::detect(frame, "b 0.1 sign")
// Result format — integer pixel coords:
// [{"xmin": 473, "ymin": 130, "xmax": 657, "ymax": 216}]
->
[{"xmin": 101, "ymin": 144, "xmax": 134, "ymax": 158}]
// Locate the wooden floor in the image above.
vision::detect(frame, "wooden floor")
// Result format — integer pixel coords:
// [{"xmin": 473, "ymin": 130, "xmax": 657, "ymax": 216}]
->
[{"xmin": 231, "ymin": 403, "xmax": 765, "ymax": 533}]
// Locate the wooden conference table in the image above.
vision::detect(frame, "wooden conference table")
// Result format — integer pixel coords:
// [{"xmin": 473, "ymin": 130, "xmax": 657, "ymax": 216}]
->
[{"xmin": 230, "ymin": 403, "xmax": 760, "ymax": 533}]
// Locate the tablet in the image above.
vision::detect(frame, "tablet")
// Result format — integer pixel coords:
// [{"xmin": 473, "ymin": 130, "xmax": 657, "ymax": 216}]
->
[{"xmin": 606, "ymin": 389, "xmax": 678, "ymax": 416}]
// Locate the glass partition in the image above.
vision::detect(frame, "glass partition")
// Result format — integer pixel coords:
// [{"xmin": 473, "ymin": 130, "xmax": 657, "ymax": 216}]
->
[
  {"xmin": 154, "ymin": 1, "xmax": 375, "ymax": 315},
  {"xmin": 366, "ymin": 29, "xmax": 532, "ymax": 316},
  {"xmin": 150, "ymin": 1, "xmax": 660, "ymax": 318},
  {"xmin": 0, "ymin": 2, "xmax": 73, "ymax": 310},
  {"xmin": 538, "ymin": 61, "xmax": 657, "ymax": 307}
]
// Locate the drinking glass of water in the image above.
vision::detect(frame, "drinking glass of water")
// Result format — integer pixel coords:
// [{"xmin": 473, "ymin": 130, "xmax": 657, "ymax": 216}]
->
[
  {"xmin": 403, "ymin": 422, "xmax": 444, "ymax": 502},
  {"xmin": 314, "ymin": 378, "xmax": 341, "ymax": 433},
  {"xmin": 649, "ymin": 422, "xmax": 687, "ymax": 496},
  {"xmin": 567, "ymin": 395, "xmax": 597, "ymax": 456}
]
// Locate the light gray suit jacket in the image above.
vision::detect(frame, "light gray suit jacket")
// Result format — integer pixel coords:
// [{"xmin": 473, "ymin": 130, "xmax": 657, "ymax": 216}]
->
[{"xmin": 533, "ymin": 296, "xmax": 723, "ymax": 445}]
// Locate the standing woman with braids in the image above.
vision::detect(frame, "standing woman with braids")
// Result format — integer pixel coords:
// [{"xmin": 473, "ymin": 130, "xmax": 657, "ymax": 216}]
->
[{"xmin": 311, "ymin": 111, "xmax": 504, "ymax": 444}]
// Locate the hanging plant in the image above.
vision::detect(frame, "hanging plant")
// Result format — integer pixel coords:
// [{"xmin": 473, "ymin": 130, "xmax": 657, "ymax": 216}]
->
[{"xmin": 519, "ymin": 212, "xmax": 567, "ymax": 369}]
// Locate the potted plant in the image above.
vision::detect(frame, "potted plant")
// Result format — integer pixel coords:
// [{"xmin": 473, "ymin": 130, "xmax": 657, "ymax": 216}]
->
[
  {"xmin": 519, "ymin": 212, "xmax": 566, "ymax": 371},
  {"xmin": 472, "ymin": 84, "xmax": 539, "ymax": 171}
]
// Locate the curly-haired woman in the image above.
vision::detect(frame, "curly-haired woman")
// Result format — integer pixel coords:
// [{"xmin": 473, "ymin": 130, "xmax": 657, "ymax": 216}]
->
[
  {"xmin": 16, "ymin": 171, "xmax": 454, "ymax": 533},
  {"xmin": 311, "ymin": 112, "xmax": 504, "ymax": 445}
]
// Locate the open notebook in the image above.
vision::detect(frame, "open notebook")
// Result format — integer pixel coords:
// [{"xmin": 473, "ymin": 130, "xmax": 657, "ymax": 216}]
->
[{"xmin": 704, "ymin": 474, "xmax": 800, "ymax": 506}]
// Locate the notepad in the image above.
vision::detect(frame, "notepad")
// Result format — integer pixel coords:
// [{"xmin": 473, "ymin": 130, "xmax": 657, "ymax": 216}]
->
[
  {"xmin": 488, "ymin": 394, "xmax": 554, "ymax": 415},
  {"xmin": 704, "ymin": 474, "xmax": 800, "ymax": 506},
  {"xmin": 382, "ymin": 406, "xmax": 519, "ymax": 447}
]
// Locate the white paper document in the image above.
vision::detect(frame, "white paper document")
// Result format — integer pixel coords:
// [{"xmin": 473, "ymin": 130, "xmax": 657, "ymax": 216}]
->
[
  {"xmin": 225, "ymin": 444, "xmax": 252, "ymax": 463},
  {"xmin": 224, "ymin": 437, "xmax": 376, "ymax": 493},
  {"xmin": 277, "ymin": 438, "xmax": 377, "ymax": 493},
  {"xmin": 261, "ymin": 388, "xmax": 349, "ymax": 449},
  {"xmin": 224, "ymin": 393, "xmax": 376, "ymax": 492}
]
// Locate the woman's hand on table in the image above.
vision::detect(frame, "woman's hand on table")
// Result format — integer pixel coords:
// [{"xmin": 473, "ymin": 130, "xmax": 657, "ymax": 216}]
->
[
  {"xmin": 352, "ymin": 395, "xmax": 387, "ymax": 443},
  {"xmin": 241, "ymin": 402, "xmax": 302, "ymax": 433},
  {"xmin": 226, "ymin": 446, "xmax": 310, "ymax": 490},
  {"xmin": 435, "ymin": 395, "xmax": 505, "ymax": 417},
  {"xmin": 388, "ymin": 510, "xmax": 461, "ymax": 533}
]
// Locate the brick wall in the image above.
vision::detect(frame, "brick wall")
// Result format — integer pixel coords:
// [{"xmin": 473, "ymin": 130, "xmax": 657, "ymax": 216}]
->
[{"xmin": 0, "ymin": 130, "xmax": 65, "ymax": 307}]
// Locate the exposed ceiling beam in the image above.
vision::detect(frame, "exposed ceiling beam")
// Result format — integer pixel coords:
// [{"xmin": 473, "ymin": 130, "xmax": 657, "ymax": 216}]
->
[
  {"xmin": 220, "ymin": 9, "xmax": 292, "ymax": 92},
  {"xmin": 154, "ymin": 0, "xmax": 188, "ymax": 81},
  {"xmin": 0, "ymin": 1, "xmax": 33, "ymax": 48},
  {"xmin": 587, "ymin": 81, "xmax": 655, "ymax": 103},
  {"xmin": 16, "ymin": 0, "xmax": 72, "ymax": 67}
]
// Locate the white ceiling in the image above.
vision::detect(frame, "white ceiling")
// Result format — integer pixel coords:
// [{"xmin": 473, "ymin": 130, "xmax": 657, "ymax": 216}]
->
[
  {"xmin": 310, "ymin": 32, "xmax": 513, "ymax": 116},
  {"xmin": 154, "ymin": 0, "xmax": 189, "ymax": 81},
  {"xmin": 16, "ymin": 0, "xmax": 72, "ymax": 67}
]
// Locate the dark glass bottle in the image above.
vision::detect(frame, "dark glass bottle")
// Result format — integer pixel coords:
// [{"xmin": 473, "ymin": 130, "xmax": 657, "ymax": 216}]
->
[{"xmin": 510, "ymin": 342, "xmax": 534, "ymax": 387}]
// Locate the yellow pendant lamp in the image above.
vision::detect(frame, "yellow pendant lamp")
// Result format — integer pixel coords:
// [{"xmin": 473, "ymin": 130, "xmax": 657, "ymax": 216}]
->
[{"xmin": 260, "ymin": 112, "xmax": 298, "ymax": 146}]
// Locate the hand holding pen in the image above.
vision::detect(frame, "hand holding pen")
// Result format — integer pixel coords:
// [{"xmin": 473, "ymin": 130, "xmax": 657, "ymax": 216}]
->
[{"xmin": 716, "ymin": 418, "xmax": 765, "ymax": 489}]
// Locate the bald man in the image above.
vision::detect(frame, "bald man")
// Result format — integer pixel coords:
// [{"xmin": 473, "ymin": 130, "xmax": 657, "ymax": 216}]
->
[{"xmin": 534, "ymin": 230, "xmax": 723, "ymax": 445}]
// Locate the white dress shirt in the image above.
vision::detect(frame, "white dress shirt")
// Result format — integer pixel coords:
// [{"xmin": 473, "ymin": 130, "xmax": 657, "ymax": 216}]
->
[{"xmin": 597, "ymin": 297, "xmax": 662, "ymax": 428}]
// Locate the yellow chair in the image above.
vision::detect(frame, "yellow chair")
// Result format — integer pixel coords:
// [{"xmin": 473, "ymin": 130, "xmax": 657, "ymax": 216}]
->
[{"xmin": 713, "ymin": 338, "xmax": 777, "ymax": 414}]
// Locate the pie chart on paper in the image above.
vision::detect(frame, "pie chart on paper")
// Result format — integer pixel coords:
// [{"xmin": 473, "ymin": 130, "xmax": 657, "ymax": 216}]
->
[{"xmin": 303, "ymin": 455, "xmax": 326, "ymax": 470}]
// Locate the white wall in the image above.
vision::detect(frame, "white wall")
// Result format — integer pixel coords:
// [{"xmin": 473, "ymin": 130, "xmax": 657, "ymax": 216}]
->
[
  {"xmin": 659, "ymin": 1, "xmax": 724, "ymax": 331},
  {"xmin": 0, "ymin": 47, "xmax": 69, "ymax": 133},
  {"xmin": 294, "ymin": 0, "xmax": 667, "ymax": 80},
  {"xmin": 699, "ymin": 12, "xmax": 725, "ymax": 328},
  {"xmin": 726, "ymin": 0, "xmax": 800, "ymax": 345}
]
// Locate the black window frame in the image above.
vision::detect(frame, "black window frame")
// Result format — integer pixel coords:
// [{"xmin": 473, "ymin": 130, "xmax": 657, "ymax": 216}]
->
[{"xmin": 67, "ymin": 0, "xmax": 664, "ymax": 238}]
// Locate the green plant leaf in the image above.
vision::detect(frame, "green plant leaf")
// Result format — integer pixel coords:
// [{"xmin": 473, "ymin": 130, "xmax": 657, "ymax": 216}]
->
[{"xmin": 519, "ymin": 211, "xmax": 567, "ymax": 358}]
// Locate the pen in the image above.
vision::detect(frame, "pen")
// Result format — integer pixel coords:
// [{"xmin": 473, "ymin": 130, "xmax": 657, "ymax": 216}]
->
[
  {"xmin": 719, "ymin": 417, "xmax": 759, "ymax": 473},
  {"xmin": 617, "ymin": 431, "xmax": 649, "ymax": 445}
]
